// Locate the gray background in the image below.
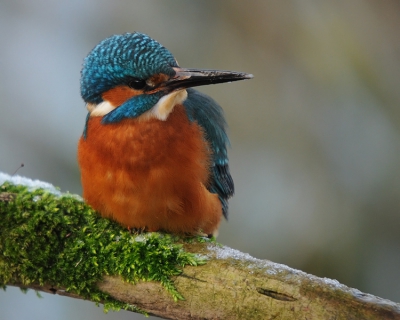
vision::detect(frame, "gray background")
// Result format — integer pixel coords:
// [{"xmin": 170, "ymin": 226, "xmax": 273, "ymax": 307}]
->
[{"xmin": 1, "ymin": 1, "xmax": 399, "ymax": 319}]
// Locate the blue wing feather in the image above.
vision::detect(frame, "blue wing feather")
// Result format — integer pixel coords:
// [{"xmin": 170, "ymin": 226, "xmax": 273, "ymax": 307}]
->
[{"xmin": 183, "ymin": 88, "xmax": 234, "ymax": 219}]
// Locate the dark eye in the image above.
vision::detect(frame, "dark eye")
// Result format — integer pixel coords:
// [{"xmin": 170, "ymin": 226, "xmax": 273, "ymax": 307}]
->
[{"xmin": 126, "ymin": 77, "xmax": 147, "ymax": 90}]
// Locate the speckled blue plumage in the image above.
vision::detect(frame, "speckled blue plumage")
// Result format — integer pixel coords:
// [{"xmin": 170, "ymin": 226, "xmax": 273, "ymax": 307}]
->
[{"xmin": 81, "ymin": 33, "xmax": 177, "ymax": 104}]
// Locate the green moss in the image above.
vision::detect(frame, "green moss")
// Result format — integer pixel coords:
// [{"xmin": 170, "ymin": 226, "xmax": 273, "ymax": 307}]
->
[{"xmin": 0, "ymin": 182, "xmax": 206, "ymax": 314}]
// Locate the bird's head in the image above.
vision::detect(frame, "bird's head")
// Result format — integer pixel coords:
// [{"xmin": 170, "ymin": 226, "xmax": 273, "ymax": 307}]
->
[{"xmin": 81, "ymin": 32, "xmax": 252, "ymax": 123}]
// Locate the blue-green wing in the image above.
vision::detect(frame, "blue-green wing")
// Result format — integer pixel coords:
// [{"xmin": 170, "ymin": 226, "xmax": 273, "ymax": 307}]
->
[{"xmin": 183, "ymin": 88, "xmax": 234, "ymax": 219}]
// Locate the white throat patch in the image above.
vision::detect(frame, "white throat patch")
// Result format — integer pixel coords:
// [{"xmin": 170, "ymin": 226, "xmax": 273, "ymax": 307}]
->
[{"xmin": 140, "ymin": 89, "xmax": 188, "ymax": 121}]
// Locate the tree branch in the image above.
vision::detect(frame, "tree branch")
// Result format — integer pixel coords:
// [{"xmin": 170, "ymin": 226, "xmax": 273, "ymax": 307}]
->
[
  {"xmin": 1, "ymin": 173, "xmax": 399, "ymax": 319},
  {"xmin": 97, "ymin": 244, "xmax": 400, "ymax": 319}
]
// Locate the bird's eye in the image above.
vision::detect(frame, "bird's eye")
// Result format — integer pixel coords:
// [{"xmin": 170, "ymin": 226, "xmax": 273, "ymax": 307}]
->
[{"xmin": 127, "ymin": 77, "xmax": 147, "ymax": 90}]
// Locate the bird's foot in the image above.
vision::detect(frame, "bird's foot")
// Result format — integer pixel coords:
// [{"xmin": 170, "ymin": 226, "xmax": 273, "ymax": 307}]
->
[{"xmin": 127, "ymin": 226, "xmax": 147, "ymax": 234}]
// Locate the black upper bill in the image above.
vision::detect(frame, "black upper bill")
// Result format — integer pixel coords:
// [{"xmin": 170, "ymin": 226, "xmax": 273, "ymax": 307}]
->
[{"xmin": 159, "ymin": 68, "xmax": 253, "ymax": 92}]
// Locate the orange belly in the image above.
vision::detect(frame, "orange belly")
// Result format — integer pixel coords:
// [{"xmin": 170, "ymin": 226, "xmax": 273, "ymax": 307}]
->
[{"xmin": 77, "ymin": 105, "xmax": 222, "ymax": 235}]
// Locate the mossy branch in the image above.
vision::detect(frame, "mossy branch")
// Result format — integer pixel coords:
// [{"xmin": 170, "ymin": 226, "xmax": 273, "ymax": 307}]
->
[{"xmin": 0, "ymin": 175, "xmax": 399, "ymax": 320}]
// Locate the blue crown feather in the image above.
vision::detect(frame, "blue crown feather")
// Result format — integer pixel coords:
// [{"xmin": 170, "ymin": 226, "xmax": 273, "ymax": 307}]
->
[{"xmin": 81, "ymin": 33, "xmax": 178, "ymax": 104}]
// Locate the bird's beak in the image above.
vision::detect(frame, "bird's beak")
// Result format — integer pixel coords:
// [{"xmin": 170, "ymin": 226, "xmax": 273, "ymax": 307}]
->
[{"xmin": 157, "ymin": 67, "xmax": 253, "ymax": 93}]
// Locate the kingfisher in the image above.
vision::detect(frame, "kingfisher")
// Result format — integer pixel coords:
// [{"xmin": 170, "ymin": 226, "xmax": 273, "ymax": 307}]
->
[{"xmin": 78, "ymin": 32, "xmax": 252, "ymax": 236}]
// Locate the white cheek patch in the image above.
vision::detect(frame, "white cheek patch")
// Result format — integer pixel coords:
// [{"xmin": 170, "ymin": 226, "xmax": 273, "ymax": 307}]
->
[
  {"xmin": 87, "ymin": 101, "xmax": 115, "ymax": 117},
  {"xmin": 140, "ymin": 90, "xmax": 188, "ymax": 121}
]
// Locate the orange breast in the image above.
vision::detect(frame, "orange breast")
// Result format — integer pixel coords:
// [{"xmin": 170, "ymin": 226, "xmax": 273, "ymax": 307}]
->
[{"xmin": 77, "ymin": 105, "xmax": 222, "ymax": 235}]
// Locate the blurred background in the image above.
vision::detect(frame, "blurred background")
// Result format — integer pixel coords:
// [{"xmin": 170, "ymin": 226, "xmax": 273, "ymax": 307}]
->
[{"xmin": 1, "ymin": 0, "xmax": 400, "ymax": 319}]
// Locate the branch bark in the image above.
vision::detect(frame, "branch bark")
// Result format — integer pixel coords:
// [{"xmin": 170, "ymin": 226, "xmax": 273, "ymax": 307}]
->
[
  {"xmin": 7, "ymin": 242, "xmax": 400, "ymax": 320},
  {"xmin": 97, "ymin": 242, "xmax": 400, "ymax": 320},
  {"xmin": 1, "ymin": 174, "xmax": 400, "ymax": 319}
]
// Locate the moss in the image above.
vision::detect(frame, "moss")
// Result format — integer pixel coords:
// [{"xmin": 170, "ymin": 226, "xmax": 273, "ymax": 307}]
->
[{"xmin": 0, "ymin": 182, "xmax": 206, "ymax": 314}]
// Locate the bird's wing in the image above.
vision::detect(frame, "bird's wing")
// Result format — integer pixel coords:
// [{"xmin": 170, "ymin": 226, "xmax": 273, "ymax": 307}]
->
[{"xmin": 183, "ymin": 88, "xmax": 234, "ymax": 219}]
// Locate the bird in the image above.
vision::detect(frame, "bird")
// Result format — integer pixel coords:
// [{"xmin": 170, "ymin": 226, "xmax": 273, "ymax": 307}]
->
[{"xmin": 78, "ymin": 32, "xmax": 252, "ymax": 236}]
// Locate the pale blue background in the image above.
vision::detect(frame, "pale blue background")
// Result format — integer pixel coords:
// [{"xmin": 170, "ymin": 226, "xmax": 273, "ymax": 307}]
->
[{"xmin": 1, "ymin": 1, "xmax": 400, "ymax": 319}]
